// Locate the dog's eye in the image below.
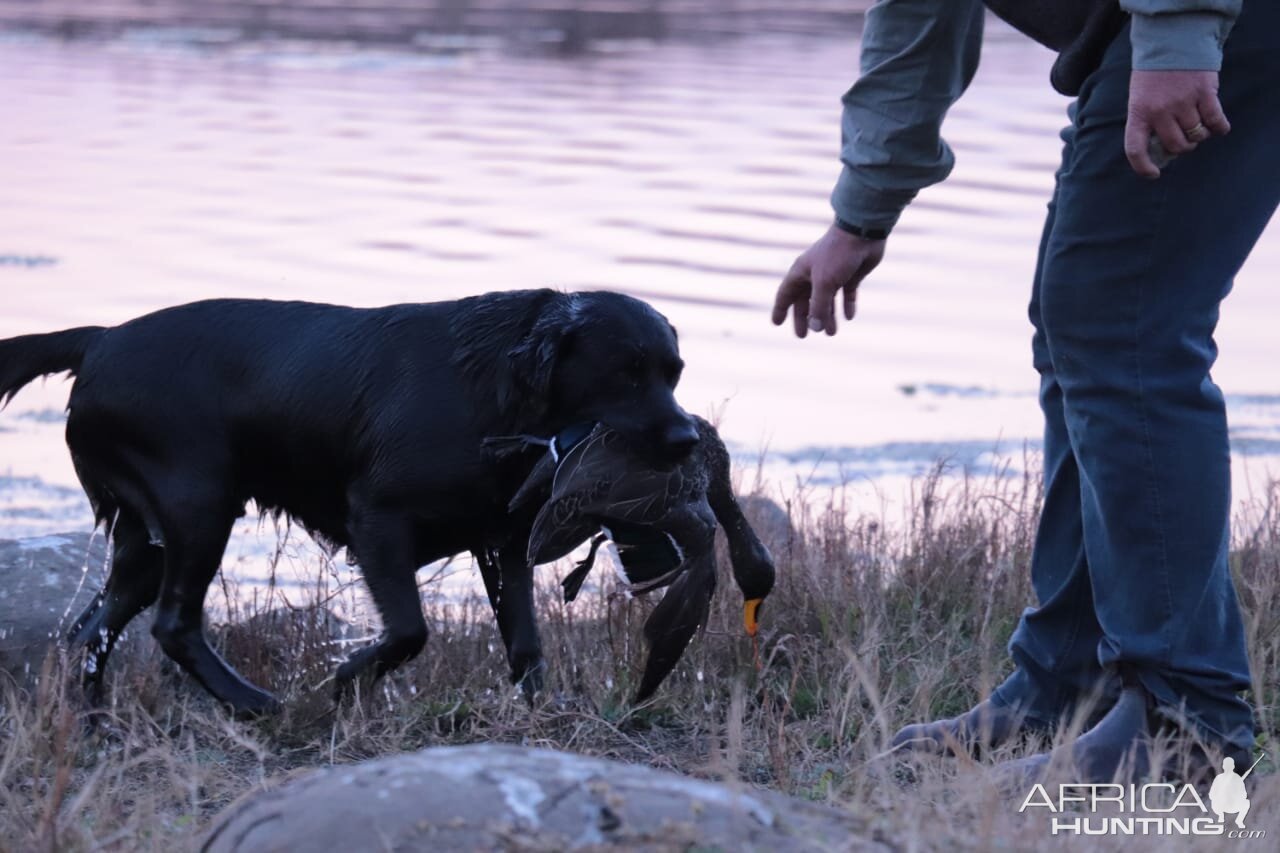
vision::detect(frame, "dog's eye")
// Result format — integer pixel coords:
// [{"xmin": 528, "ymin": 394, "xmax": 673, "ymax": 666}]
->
[{"xmin": 615, "ymin": 360, "xmax": 643, "ymax": 391}]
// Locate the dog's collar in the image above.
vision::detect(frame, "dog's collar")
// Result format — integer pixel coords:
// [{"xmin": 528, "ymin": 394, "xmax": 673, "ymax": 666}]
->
[{"xmin": 550, "ymin": 422, "xmax": 595, "ymax": 462}]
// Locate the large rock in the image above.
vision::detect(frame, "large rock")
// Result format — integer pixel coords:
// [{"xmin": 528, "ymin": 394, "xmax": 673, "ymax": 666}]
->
[
  {"xmin": 203, "ymin": 745, "xmax": 883, "ymax": 852},
  {"xmin": 0, "ymin": 532, "xmax": 355, "ymax": 688},
  {"xmin": 0, "ymin": 532, "xmax": 106, "ymax": 684},
  {"xmin": 740, "ymin": 494, "xmax": 797, "ymax": 553}
]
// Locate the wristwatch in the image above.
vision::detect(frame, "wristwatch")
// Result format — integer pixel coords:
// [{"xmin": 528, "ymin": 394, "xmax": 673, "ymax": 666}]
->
[{"xmin": 834, "ymin": 216, "xmax": 889, "ymax": 241}]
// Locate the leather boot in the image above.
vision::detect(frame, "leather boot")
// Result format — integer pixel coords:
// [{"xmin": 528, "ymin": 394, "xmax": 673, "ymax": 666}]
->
[
  {"xmin": 993, "ymin": 682, "xmax": 1153, "ymax": 788},
  {"xmin": 891, "ymin": 698, "xmax": 1046, "ymax": 757}
]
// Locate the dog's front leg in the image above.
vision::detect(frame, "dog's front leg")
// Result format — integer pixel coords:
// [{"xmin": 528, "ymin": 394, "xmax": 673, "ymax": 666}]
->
[
  {"xmin": 492, "ymin": 543, "xmax": 545, "ymax": 701},
  {"xmin": 334, "ymin": 511, "xmax": 428, "ymax": 698},
  {"xmin": 476, "ymin": 547, "xmax": 502, "ymax": 615}
]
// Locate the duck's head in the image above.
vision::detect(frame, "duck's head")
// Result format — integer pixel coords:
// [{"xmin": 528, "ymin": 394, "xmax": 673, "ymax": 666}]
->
[
  {"xmin": 725, "ymin": 517, "xmax": 776, "ymax": 638},
  {"xmin": 737, "ymin": 550, "xmax": 776, "ymax": 638}
]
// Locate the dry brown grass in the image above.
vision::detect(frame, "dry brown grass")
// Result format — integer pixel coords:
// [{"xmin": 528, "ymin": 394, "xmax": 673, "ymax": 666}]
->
[{"xmin": 2, "ymin": 463, "xmax": 1278, "ymax": 851}]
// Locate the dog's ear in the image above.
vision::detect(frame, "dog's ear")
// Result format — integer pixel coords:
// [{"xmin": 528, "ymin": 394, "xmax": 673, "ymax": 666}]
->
[
  {"xmin": 504, "ymin": 299, "xmax": 582, "ymax": 422},
  {"xmin": 451, "ymin": 289, "xmax": 581, "ymax": 424}
]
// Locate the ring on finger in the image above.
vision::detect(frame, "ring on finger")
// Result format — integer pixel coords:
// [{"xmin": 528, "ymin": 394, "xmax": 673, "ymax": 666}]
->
[{"xmin": 1184, "ymin": 122, "xmax": 1210, "ymax": 143}]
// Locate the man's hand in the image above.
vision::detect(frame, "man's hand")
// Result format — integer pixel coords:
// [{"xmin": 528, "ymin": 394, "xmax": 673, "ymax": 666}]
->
[
  {"xmin": 1125, "ymin": 69, "xmax": 1229, "ymax": 179},
  {"xmin": 772, "ymin": 225, "xmax": 885, "ymax": 337}
]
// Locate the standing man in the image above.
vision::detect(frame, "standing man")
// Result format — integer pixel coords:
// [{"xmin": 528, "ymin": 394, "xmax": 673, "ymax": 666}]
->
[{"xmin": 773, "ymin": 0, "xmax": 1278, "ymax": 781}]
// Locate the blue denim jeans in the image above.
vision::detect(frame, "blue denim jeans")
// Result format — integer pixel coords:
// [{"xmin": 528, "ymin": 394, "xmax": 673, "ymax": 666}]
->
[{"xmin": 992, "ymin": 5, "xmax": 1280, "ymax": 753}]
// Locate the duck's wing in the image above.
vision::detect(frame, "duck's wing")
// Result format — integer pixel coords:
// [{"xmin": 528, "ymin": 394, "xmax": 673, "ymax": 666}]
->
[
  {"xmin": 634, "ymin": 535, "xmax": 717, "ymax": 703},
  {"xmin": 507, "ymin": 451, "xmax": 560, "ymax": 516},
  {"xmin": 526, "ymin": 426, "xmax": 633, "ymax": 565},
  {"xmin": 524, "ymin": 426, "xmax": 614, "ymax": 564},
  {"xmin": 527, "ymin": 425, "xmax": 704, "ymax": 571},
  {"xmin": 482, "ymin": 432, "xmax": 558, "ymax": 516},
  {"xmin": 527, "ymin": 506, "xmax": 603, "ymax": 567},
  {"xmin": 547, "ymin": 425, "xmax": 626, "ymax": 493},
  {"xmin": 554, "ymin": 427, "xmax": 697, "ymax": 528},
  {"xmin": 490, "ymin": 423, "xmax": 598, "ymax": 516}
]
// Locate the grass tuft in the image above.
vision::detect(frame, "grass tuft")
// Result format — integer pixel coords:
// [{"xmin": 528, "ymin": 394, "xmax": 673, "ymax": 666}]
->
[{"xmin": 2, "ymin": 461, "xmax": 1277, "ymax": 850}]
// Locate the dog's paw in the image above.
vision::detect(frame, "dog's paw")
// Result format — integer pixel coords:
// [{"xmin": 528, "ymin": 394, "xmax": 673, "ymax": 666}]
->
[
  {"xmin": 334, "ymin": 644, "xmax": 380, "ymax": 687},
  {"xmin": 510, "ymin": 656, "xmax": 547, "ymax": 703},
  {"xmin": 227, "ymin": 687, "xmax": 282, "ymax": 720}
]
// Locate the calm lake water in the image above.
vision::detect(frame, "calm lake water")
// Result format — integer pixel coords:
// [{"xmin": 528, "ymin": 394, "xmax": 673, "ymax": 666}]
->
[{"xmin": 3, "ymin": 25, "xmax": 1279, "ymax": 587}]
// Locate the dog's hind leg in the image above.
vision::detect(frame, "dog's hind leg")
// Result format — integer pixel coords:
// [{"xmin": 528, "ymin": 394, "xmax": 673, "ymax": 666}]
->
[
  {"xmin": 67, "ymin": 511, "xmax": 163, "ymax": 701},
  {"xmin": 334, "ymin": 512, "xmax": 428, "ymax": 696},
  {"xmin": 149, "ymin": 509, "xmax": 280, "ymax": 717}
]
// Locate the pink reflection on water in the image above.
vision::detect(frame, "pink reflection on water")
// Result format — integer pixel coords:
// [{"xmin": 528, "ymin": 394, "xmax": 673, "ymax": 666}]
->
[{"xmin": 2, "ymin": 31, "xmax": 1279, "ymax": 553}]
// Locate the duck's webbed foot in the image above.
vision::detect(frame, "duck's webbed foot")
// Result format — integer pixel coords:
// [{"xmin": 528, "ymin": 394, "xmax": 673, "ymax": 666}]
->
[{"xmin": 481, "ymin": 434, "xmax": 550, "ymax": 459}]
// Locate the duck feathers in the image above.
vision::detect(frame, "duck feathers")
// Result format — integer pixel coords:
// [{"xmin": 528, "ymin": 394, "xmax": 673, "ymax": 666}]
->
[
  {"xmin": 527, "ymin": 424, "xmax": 710, "ymax": 566},
  {"xmin": 635, "ymin": 548, "xmax": 717, "ymax": 702}
]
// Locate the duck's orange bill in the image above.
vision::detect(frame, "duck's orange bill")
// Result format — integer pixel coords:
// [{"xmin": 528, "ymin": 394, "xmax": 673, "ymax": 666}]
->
[
  {"xmin": 744, "ymin": 598, "xmax": 763, "ymax": 671},
  {"xmin": 743, "ymin": 598, "xmax": 763, "ymax": 637}
]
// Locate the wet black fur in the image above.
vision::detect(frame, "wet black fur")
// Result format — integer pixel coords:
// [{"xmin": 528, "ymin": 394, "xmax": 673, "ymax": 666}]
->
[{"xmin": 0, "ymin": 289, "xmax": 697, "ymax": 715}]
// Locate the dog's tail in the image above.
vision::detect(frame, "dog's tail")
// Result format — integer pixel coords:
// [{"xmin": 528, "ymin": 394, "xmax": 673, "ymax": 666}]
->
[{"xmin": 0, "ymin": 326, "xmax": 106, "ymax": 407}]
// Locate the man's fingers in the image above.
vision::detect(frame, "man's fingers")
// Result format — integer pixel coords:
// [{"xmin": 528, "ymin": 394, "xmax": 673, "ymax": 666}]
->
[
  {"xmin": 809, "ymin": 276, "xmax": 839, "ymax": 336},
  {"xmin": 1173, "ymin": 103, "xmax": 1209, "ymax": 144},
  {"xmin": 842, "ymin": 243, "xmax": 885, "ymax": 322},
  {"xmin": 1199, "ymin": 94, "xmax": 1231, "ymax": 136},
  {"xmin": 1154, "ymin": 114, "xmax": 1197, "ymax": 156},
  {"xmin": 841, "ymin": 260, "xmax": 876, "ymax": 321},
  {"xmin": 773, "ymin": 265, "xmax": 814, "ymax": 339},
  {"xmin": 771, "ymin": 265, "xmax": 808, "ymax": 326},
  {"xmin": 1124, "ymin": 113, "xmax": 1160, "ymax": 178},
  {"xmin": 1125, "ymin": 70, "xmax": 1227, "ymax": 178},
  {"xmin": 793, "ymin": 296, "xmax": 810, "ymax": 338},
  {"xmin": 774, "ymin": 225, "xmax": 886, "ymax": 338}
]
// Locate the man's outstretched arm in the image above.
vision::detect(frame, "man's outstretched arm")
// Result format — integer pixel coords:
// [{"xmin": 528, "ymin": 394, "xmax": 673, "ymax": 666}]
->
[{"xmin": 774, "ymin": 0, "xmax": 984, "ymax": 337}]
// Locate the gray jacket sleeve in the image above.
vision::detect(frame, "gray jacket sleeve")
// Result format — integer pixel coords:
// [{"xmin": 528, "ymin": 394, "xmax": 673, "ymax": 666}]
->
[
  {"xmin": 831, "ymin": 0, "xmax": 985, "ymax": 235},
  {"xmin": 831, "ymin": 0, "xmax": 1242, "ymax": 235},
  {"xmin": 1122, "ymin": 0, "xmax": 1240, "ymax": 70}
]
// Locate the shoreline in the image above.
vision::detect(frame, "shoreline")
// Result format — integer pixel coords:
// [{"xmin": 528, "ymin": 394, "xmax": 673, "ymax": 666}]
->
[{"xmin": 0, "ymin": 1, "xmax": 875, "ymax": 47}]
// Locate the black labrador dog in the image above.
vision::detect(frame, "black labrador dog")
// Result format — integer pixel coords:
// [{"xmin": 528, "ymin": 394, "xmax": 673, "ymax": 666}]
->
[{"xmin": 0, "ymin": 289, "xmax": 698, "ymax": 715}]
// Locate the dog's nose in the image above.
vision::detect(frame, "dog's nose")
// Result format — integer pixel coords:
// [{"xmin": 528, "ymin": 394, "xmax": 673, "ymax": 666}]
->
[{"xmin": 661, "ymin": 420, "xmax": 699, "ymax": 460}]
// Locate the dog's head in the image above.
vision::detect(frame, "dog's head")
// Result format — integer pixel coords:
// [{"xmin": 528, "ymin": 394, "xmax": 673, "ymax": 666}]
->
[{"xmin": 497, "ymin": 290, "xmax": 698, "ymax": 466}]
